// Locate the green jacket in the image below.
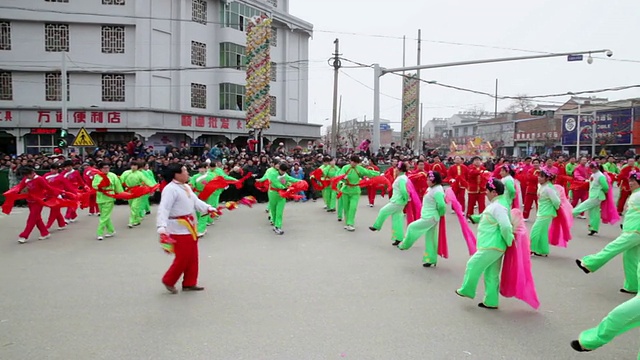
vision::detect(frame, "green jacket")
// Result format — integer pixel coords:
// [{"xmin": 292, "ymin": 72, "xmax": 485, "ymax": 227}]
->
[
  {"xmin": 338, "ymin": 165, "xmax": 380, "ymax": 195},
  {"xmin": 122, "ymin": 169, "xmax": 154, "ymax": 188},
  {"xmin": 389, "ymin": 173, "xmax": 409, "ymax": 205},
  {"xmin": 537, "ymin": 182, "xmax": 560, "ymax": 217},
  {"xmin": 190, "ymin": 171, "xmax": 214, "ymax": 194},
  {"xmin": 589, "ymin": 171, "xmax": 609, "ymax": 201},
  {"xmin": 565, "ymin": 163, "xmax": 577, "ymax": 176},
  {"xmin": 421, "ymin": 184, "xmax": 445, "ymax": 219},
  {"xmin": 143, "ymin": 169, "xmax": 157, "ymax": 185},
  {"xmin": 471, "ymin": 195, "xmax": 514, "ymax": 252},
  {"xmin": 321, "ymin": 164, "xmax": 340, "ymax": 179},
  {"xmin": 266, "ymin": 170, "xmax": 300, "ymax": 193},
  {"xmin": 92, "ymin": 172, "xmax": 123, "ymax": 204},
  {"xmin": 258, "ymin": 167, "xmax": 278, "ymax": 182},
  {"xmin": 623, "ymin": 188, "xmax": 640, "ymax": 231},
  {"xmin": 603, "ymin": 162, "xmax": 619, "ymax": 174}
]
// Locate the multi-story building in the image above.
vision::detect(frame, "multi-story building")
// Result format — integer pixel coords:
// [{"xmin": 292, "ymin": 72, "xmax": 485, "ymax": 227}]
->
[
  {"xmin": 0, "ymin": 0, "xmax": 319, "ymax": 155},
  {"xmin": 326, "ymin": 118, "xmax": 394, "ymax": 150}
]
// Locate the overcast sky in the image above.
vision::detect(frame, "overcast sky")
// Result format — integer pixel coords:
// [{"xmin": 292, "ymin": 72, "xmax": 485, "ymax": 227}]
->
[{"xmin": 289, "ymin": 0, "xmax": 640, "ymax": 132}]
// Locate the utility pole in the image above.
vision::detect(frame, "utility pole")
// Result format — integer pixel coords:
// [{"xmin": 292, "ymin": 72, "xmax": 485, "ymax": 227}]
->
[
  {"xmin": 494, "ymin": 79, "xmax": 498, "ymax": 119},
  {"xmin": 414, "ymin": 29, "xmax": 422, "ymax": 154},
  {"xmin": 330, "ymin": 39, "xmax": 341, "ymax": 157},
  {"xmin": 337, "ymin": 94, "xmax": 342, "ymax": 149},
  {"xmin": 419, "ymin": 102, "xmax": 424, "ymax": 154},
  {"xmin": 576, "ymin": 104, "xmax": 581, "ymax": 157},
  {"xmin": 61, "ymin": 52, "xmax": 69, "ymax": 156},
  {"xmin": 591, "ymin": 111, "xmax": 597, "ymax": 156}
]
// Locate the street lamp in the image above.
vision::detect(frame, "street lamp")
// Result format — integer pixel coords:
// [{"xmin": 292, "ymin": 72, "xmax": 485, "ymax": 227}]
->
[{"xmin": 371, "ymin": 49, "xmax": 613, "ymax": 153}]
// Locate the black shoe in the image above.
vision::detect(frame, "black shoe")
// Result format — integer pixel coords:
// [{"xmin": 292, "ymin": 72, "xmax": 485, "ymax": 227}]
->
[
  {"xmin": 588, "ymin": 230, "xmax": 598, "ymax": 236},
  {"xmin": 392, "ymin": 240, "xmax": 401, "ymax": 246},
  {"xmin": 478, "ymin": 302, "xmax": 498, "ymax": 310},
  {"xmin": 337, "ymin": 218, "xmax": 342, "ymax": 222},
  {"xmin": 327, "ymin": 209, "xmax": 336, "ymax": 213},
  {"xmin": 620, "ymin": 288, "xmax": 638, "ymax": 295},
  {"xmin": 182, "ymin": 286, "xmax": 205, "ymax": 292},
  {"xmin": 369, "ymin": 226, "xmax": 378, "ymax": 232},
  {"xmin": 532, "ymin": 252, "xmax": 548, "ymax": 258},
  {"xmin": 620, "ymin": 224, "xmax": 623, "ymax": 230},
  {"xmin": 422, "ymin": 263, "xmax": 435, "ymax": 268},
  {"xmin": 575, "ymin": 259, "xmax": 591, "ymax": 274},
  {"xmin": 570, "ymin": 340, "xmax": 590, "ymax": 352},
  {"xmin": 145, "ymin": 211, "xmax": 151, "ymax": 215}
]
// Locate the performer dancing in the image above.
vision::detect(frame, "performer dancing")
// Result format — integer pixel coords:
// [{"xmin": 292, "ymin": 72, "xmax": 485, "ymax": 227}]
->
[
  {"xmin": 466, "ymin": 156, "xmax": 487, "ymax": 217},
  {"xmin": 157, "ymin": 164, "xmax": 215, "ymax": 294},
  {"xmin": 499, "ymin": 164, "xmax": 518, "ymax": 209},
  {"xmin": 363, "ymin": 158, "xmax": 381, "ymax": 207},
  {"xmin": 521, "ymin": 158, "xmax": 541, "ymax": 221},
  {"xmin": 321, "ymin": 156, "xmax": 340, "ymax": 212},
  {"xmin": 189, "ymin": 164, "xmax": 215, "ymax": 237},
  {"xmin": 338, "ymin": 155, "xmax": 380, "ymax": 231},
  {"xmin": 530, "ymin": 167, "xmax": 561, "ymax": 257},
  {"xmin": 397, "ymin": 171, "xmax": 445, "ymax": 267},
  {"xmin": 92, "ymin": 162, "xmax": 124, "ymax": 241},
  {"xmin": 447, "ymin": 156, "xmax": 468, "ymax": 211},
  {"xmin": 121, "ymin": 160, "xmax": 155, "ymax": 228},
  {"xmin": 16, "ymin": 167, "xmax": 58, "ymax": 244},
  {"xmin": 44, "ymin": 163, "xmax": 76, "ymax": 231},
  {"xmin": 456, "ymin": 178, "xmax": 513, "ymax": 309},
  {"xmin": 618, "ymin": 158, "xmax": 638, "ymax": 215},
  {"xmin": 572, "ymin": 162, "xmax": 609, "ymax": 236},
  {"xmin": 576, "ymin": 170, "xmax": 640, "ymax": 294},
  {"xmin": 62, "ymin": 160, "xmax": 85, "ymax": 223},
  {"xmin": 266, "ymin": 163, "xmax": 301, "ymax": 235},
  {"xmin": 571, "ymin": 157, "xmax": 590, "ymax": 219},
  {"xmin": 370, "ymin": 162, "xmax": 411, "ymax": 245},
  {"xmin": 83, "ymin": 162, "xmax": 100, "ymax": 216}
]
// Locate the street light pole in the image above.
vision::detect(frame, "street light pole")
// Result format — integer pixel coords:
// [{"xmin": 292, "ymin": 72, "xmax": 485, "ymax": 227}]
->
[
  {"xmin": 330, "ymin": 39, "xmax": 340, "ymax": 157},
  {"xmin": 370, "ymin": 49, "xmax": 613, "ymax": 153}
]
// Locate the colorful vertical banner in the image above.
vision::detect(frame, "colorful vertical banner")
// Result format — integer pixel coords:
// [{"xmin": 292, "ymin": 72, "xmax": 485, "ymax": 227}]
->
[
  {"xmin": 245, "ymin": 15, "xmax": 272, "ymax": 130},
  {"xmin": 402, "ymin": 74, "xmax": 419, "ymax": 144}
]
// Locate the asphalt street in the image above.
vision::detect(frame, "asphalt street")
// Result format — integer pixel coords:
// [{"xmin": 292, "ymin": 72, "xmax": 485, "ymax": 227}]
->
[{"xmin": 0, "ymin": 196, "xmax": 637, "ymax": 360}]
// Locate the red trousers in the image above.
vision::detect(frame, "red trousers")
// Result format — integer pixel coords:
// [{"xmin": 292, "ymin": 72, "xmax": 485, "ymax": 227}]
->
[
  {"xmin": 571, "ymin": 190, "xmax": 588, "ymax": 215},
  {"xmin": 65, "ymin": 206, "xmax": 78, "ymax": 220},
  {"xmin": 523, "ymin": 193, "xmax": 538, "ymax": 219},
  {"xmin": 19, "ymin": 203, "xmax": 49, "ymax": 239},
  {"xmin": 618, "ymin": 189, "xmax": 631, "ymax": 214},
  {"xmin": 367, "ymin": 187, "xmax": 376, "ymax": 205},
  {"xmin": 453, "ymin": 188, "xmax": 466, "ymax": 210},
  {"xmin": 46, "ymin": 206, "xmax": 66, "ymax": 228},
  {"xmin": 467, "ymin": 193, "xmax": 486, "ymax": 216},
  {"xmin": 89, "ymin": 193, "xmax": 99, "ymax": 214},
  {"xmin": 162, "ymin": 234, "xmax": 199, "ymax": 288}
]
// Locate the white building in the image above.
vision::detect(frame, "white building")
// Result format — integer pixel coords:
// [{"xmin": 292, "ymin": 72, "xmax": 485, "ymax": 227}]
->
[{"xmin": 0, "ymin": 0, "xmax": 319, "ymax": 155}]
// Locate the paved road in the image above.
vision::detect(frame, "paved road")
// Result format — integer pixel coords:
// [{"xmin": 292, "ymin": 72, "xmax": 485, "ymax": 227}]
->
[{"xmin": 0, "ymin": 197, "xmax": 637, "ymax": 359}]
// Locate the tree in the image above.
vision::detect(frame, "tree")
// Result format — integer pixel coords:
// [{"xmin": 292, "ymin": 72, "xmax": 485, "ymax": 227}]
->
[{"xmin": 504, "ymin": 94, "xmax": 535, "ymax": 113}]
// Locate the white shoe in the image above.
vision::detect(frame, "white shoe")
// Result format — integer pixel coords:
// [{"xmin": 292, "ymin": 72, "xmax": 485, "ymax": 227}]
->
[
  {"xmin": 38, "ymin": 234, "xmax": 51, "ymax": 240},
  {"xmin": 346, "ymin": 225, "xmax": 355, "ymax": 232},
  {"xmin": 97, "ymin": 236, "xmax": 104, "ymax": 241},
  {"xmin": 105, "ymin": 232, "xmax": 116, "ymax": 238},
  {"xmin": 578, "ymin": 215, "xmax": 587, "ymax": 219},
  {"xmin": 523, "ymin": 219, "xmax": 529, "ymax": 222},
  {"xmin": 18, "ymin": 237, "xmax": 27, "ymax": 244},
  {"xmin": 369, "ymin": 204, "xmax": 374, "ymax": 207},
  {"xmin": 88, "ymin": 213, "xmax": 94, "ymax": 216},
  {"xmin": 67, "ymin": 218, "xmax": 77, "ymax": 223},
  {"xmin": 274, "ymin": 228, "xmax": 284, "ymax": 235},
  {"xmin": 58, "ymin": 226, "xmax": 67, "ymax": 231},
  {"xmin": 344, "ymin": 225, "xmax": 349, "ymax": 230}
]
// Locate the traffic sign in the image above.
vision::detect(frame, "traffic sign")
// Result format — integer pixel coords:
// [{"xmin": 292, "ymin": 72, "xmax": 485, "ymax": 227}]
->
[
  {"xmin": 72, "ymin": 127, "xmax": 96, "ymax": 147},
  {"xmin": 567, "ymin": 54, "xmax": 584, "ymax": 62}
]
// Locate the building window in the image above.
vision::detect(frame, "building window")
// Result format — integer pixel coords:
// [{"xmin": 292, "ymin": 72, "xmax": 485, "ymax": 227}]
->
[
  {"xmin": 45, "ymin": 72, "xmax": 70, "ymax": 101},
  {"xmin": 219, "ymin": 83, "xmax": 245, "ymax": 111},
  {"xmin": 25, "ymin": 134, "xmax": 55, "ymax": 155},
  {"xmin": 44, "ymin": 23, "xmax": 69, "ymax": 52},
  {"xmin": 45, "ymin": 0, "xmax": 69, "ymax": 2},
  {"xmin": 220, "ymin": 42, "xmax": 246, "ymax": 70},
  {"xmin": 270, "ymin": 62, "xmax": 276, "ymax": 81},
  {"xmin": 269, "ymin": 96, "xmax": 276, "ymax": 116},
  {"xmin": 221, "ymin": 2, "xmax": 262, "ymax": 31},
  {"xmin": 191, "ymin": 83, "xmax": 206, "ymax": 109},
  {"xmin": 270, "ymin": 26, "xmax": 277, "ymax": 47},
  {"xmin": 0, "ymin": 22, "xmax": 11, "ymax": 50},
  {"xmin": 192, "ymin": 0, "xmax": 207, "ymax": 25},
  {"xmin": 102, "ymin": 0, "xmax": 125, "ymax": 4},
  {"xmin": 0, "ymin": 72, "xmax": 12, "ymax": 100},
  {"xmin": 191, "ymin": 41, "xmax": 206, "ymax": 67},
  {"xmin": 101, "ymin": 26, "xmax": 125, "ymax": 53},
  {"xmin": 101, "ymin": 74, "xmax": 125, "ymax": 102}
]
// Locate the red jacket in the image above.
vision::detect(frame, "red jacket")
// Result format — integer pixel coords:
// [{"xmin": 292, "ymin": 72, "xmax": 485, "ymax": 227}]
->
[
  {"xmin": 408, "ymin": 169, "xmax": 429, "ymax": 198},
  {"xmin": 521, "ymin": 168, "xmax": 540, "ymax": 194},
  {"xmin": 62, "ymin": 169, "xmax": 85, "ymax": 191},
  {"xmin": 447, "ymin": 164, "xmax": 468, "ymax": 190},
  {"xmin": 44, "ymin": 172, "xmax": 77, "ymax": 193},
  {"xmin": 619, "ymin": 165, "xmax": 639, "ymax": 191},
  {"xmin": 16, "ymin": 175, "xmax": 59, "ymax": 203},
  {"xmin": 467, "ymin": 165, "xmax": 486, "ymax": 194}
]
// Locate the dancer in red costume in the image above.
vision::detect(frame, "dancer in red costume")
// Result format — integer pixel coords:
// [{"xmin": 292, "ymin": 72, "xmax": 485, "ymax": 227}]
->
[
  {"xmin": 83, "ymin": 163, "xmax": 100, "ymax": 216},
  {"xmin": 430, "ymin": 156, "xmax": 447, "ymax": 179},
  {"xmin": 517, "ymin": 157, "xmax": 533, "ymax": 201},
  {"xmin": 466, "ymin": 156, "xmax": 487, "ymax": 217},
  {"xmin": 520, "ymin": 158, "xmax": 541, "ymax": 220},
  {"xmin": 43, "ymin": 163, "xmax": 76, "ymax": 230},
  {"xmin": 62, "ymin": 160, "xmax": 85, "ymax": 222},
  {"xmin": 447, "ymin": 156, "xmax": 468, "ymax": 211},
  {"xmin": 363, "ymin": 158, "xmax": 381, "ymax": 207},
  {"xmin": 384, "ymin": 158, "xmax": 399, "ymax": 198},
  {"xmin": 617, "ymin": 158, "xmax": 638, "ymax": 214},
  {"xmin": 157, "ymin": 164, "xmax": 216, "ymax": 294},
  {"xmin": 571, "ymin": 156, "xmax": 590, "ymax": 218},
  {"xmin": 408, "ymin": 160, "xmax": 429, "ymax": 198},
  {"xmin": 16, "ymin": 167, "xmax": 60, "ymax": 244}
]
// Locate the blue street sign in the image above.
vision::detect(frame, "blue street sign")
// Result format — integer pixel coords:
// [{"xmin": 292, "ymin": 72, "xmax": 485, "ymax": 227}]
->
[{"xmin": 567, "ymin": 54, "xmax": 584, "ymax": 62}]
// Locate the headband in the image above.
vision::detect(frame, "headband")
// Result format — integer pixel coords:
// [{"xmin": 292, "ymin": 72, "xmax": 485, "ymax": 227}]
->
[
  {"xmin": 630, "ymin": 170, "xmax": 640, "ymax": 181},
  {"xmin": 427, "ymin": 171, "xmax": 435, "ymax": 182},
  {"xmin": 501, "ymin": 164, "xmax": 514, "ymax": 172},
  {"xmin": 588, "ymin": 161, "xmax": 599, "ymax": 168},
  {"xmin": 396, "ymin": 161, "xmax": 404, "ymax": 170},
  {"xmin": 540, "ymin": 166, "xmax": 556, "ymax": 178},
  {"xmin": 486, "ymin": 176, "xmax": 496, "ymax": 190}
]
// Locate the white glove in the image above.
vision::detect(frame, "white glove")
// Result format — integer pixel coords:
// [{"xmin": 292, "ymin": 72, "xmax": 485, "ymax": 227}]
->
[{"xmin": 157, "ymin": 227, "xmax": 167, "ymax": 235}]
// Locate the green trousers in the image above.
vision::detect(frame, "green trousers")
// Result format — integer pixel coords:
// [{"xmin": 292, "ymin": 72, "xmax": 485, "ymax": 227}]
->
[
  {"xmin": 530, "ymin": 216, "xmax": 553, "ymax": 255},
  {"xmin": 337, "ymin": 195, "xmax": 344, "ymax": 221},
  {"xmin": 373, "ymin": 202, "xmax": 406, "ymax": 241},
  {"xmin": 96, "ymin": 201, "xmax": 115, "ymax": 237},
  {"xmin": 141, "ymin": 194, "xmax": 151, "ymax": 215},
  {"xmin": 129, "ymin": 197, "xmax": 143, "ymax": 225},
  {"xmin": 322, "ymin": 188, "xmax": 337, "ymax": 210},
  {"xmin": 268, "ymin": 190, "xmax": 286, "ymax": 228},
  {"xmin": 341, "ymin": 193, "xmax": 360, "ymax": 226},
  {"xmin": 573, "ymin": 198, "xmax": 602, "ymax": 231},
  {"xmin": 399, "ymin": 217, "xmax": 439, "ymax": 264},
  {"xmin": 196, "ymin": 211, "xmax": 209, "ymax": 235},
  {"xmin": 582, "ymin": 231, "xmax": 640, "ymax": 292},
  {"xmin": 457, "ymin": 249, "xmax": 504, "ymax": 308},
  {"xmin": 206, "ymin": 190, "xmax": 222, "ymax": 224}
]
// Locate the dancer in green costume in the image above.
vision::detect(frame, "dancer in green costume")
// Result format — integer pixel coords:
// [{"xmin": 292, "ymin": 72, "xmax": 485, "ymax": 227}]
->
[
  {"xmin": 572, "ymin": 161, "xmax": 609, "ymax": 236},
  {"xmin": 499, "ymin": 164, "xmax": 517, "ymax": 208},
  {"xmin": 530, "ymin": 168, "xmax": 561, "ymax": 257},
  {"xmin": 338, "ymin": 155, "xmax": 379, "ymax": 232},
  {"xmin": 92, "ymin": 162, "xmax": 124, "ymax": 241},
  {"xmin": 258, "ymin": 160, "xmax": 280, "ymax": 224},
  {"xmin": 121, "ymin": 160, "xmax": 155, "ymax": 228},
  {"xmin": 576, "ymin": 171, "xmax": 640, "ymax": 294},
  {"xmin": 189, "ymin": 164, "xmax": 215, "ymax": 237},
  {"xmin": 265, "ymin": 163, "xmax": 300, "ymax": 235},
  {"xmin": 456, "ymin": 179, "xmax": 513, "ymax": 309},
  {"xmin": 397, "ymin": 171, "xmax": 445, "ymax": 267},
  {"xmin": 321, "ymin": 156, "xmax": 340, "ymax": 212},
  {"xmin": 141, "ymin": 163, "xmax": 157, "ymax": 216},
  {"xmin": 207, "ymin": 160, "xmax": 237, "ymax": 224},
  {"xmin": 370, "ymin": 161, "xmax": 410, "ymax": 244}
]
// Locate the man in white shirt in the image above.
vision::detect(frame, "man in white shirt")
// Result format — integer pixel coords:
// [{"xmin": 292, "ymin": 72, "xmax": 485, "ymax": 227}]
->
[{"xmin": 157, "ymin": 164, "xmax": 215, "ymax": 294}]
